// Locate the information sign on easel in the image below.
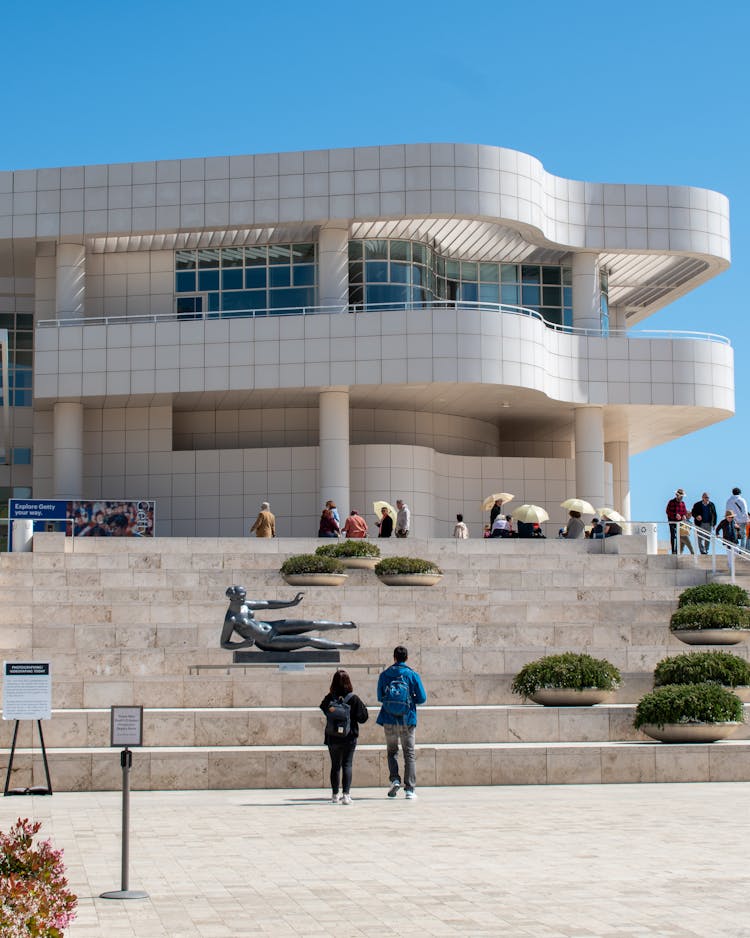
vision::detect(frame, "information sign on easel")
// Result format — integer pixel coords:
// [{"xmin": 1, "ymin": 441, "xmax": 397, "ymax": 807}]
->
[{"xmin": 2, "ymin": 661, "xmax": 53, "ymax": 795}]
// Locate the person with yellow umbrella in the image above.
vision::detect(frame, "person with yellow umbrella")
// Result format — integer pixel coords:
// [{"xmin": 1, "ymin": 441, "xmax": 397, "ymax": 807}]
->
[
  {"xmin": 482, "ymin": 493, "xmax": 514, "ymax": 527},
  {"xmin": 373, "ymin": 501, "xmax": 395, "ymax": 538}
]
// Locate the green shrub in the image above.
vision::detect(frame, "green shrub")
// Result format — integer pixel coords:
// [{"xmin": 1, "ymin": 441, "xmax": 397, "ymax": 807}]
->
[
  {"xmin": 678, "ymin": 583, "xmax": 749, "ymax": 608},
  {"xmin": 654, "ymin": 651, "xmax": 750, "ymax": 688},
  {"xmin": 374, "ymin": 556, "xmax": 442, "ymax": 576},
  {"xmin": 634, "ymin": 683, "xmax": 743, "ymax": 729},
  {"xmin": 511, "ymin": 652, "xmax": 621, "ymax": 699},
  {"xmin": 279, "ymin": 554, "xmax": 346, "ymax": 575},
  {"xmin": 315, "ymin": 540, "xmax": 381, "ymax": 559},
  {"xmin": 670, "ymin": 603, "xmax": 750, "ymax": 632}
]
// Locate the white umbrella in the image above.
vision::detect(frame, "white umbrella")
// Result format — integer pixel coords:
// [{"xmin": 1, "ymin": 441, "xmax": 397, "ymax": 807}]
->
[
  {"xmin": 597, "ymin": 507, "xmax": 626, "ymax": 523},
  {"xmin": 373, "ymin": 500, "xmax": 396, "ymax": 521},
  {"xmin": 511, "ymin": 504, "xmax": 550, "ymax": 524},
  {"xmin": 482, "ymin": 492, "xmax": 514, "ymax": 511},
  {"xmin": 561, "ymin": 498, "xmax": 595, "ymax": 515}
]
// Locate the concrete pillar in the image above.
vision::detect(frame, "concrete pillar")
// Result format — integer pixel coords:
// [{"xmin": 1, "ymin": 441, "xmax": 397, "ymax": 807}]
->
[
  {"xmin": 574, "ymin": 406, "xmax": 605, "ymax": 510},
  {"xmin": 53, "ymin": 402, "xmax": 84, "ymax": 499},
  {"xmin": 605, "ymin": 440, "xmax": 631, "ymax": 520},
  {"xmin": 56, "ymin": 242, "xmax": 85, "ymax": 319},
  {"xmin": 319, "ymin": 388, "xmax": 350, "ymax": 516},
  {"xmin": 572, "ymin": 252, "xmax": 600, "ymax": 333},
  {"xmin": 318, "ymin": 222, "xmax": 349, "ymax": 312}
]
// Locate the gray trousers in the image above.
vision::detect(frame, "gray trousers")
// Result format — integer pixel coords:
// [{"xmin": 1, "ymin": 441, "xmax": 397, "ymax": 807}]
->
[{"xmin": 384, "ymin": 724, "xmax": 416, "ymax": 791}]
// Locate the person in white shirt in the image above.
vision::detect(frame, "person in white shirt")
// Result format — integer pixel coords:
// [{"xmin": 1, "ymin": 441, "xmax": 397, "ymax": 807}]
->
[
  {"xmin": 726, "ymin": 488, "xmax": 748, "ymax": 549},
  {"xmin": 453, "ymin": 514, "xmax": 469, "ymax": 539},
  {"xmin": 395, "ymin": 500, "xmax": 410, "ymax": 538},
  {"xmin": 490, "ymin": 514, "xmax": 510, "ymax": 538}
]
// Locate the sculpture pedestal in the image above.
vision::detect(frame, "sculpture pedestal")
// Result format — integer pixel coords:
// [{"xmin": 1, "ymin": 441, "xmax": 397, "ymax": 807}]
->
[{"xmin": 232, "ymin": 650, "xmax": 341, "ymax": 664}]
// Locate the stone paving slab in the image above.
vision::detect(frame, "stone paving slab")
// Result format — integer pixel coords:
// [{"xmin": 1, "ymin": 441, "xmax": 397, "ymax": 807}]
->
[{"xmin": 2, "ymin": 783, "xmax": 749, "ymax": 937}]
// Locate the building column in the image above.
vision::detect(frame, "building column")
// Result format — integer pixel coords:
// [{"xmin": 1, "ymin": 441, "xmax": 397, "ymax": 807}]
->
[
  {"xmin": 56, "ymin": 242, "xmax": 85, "ymax": 320},
  {"xmin": 53, "ymin": 402, "xmax": 84, "ymax": 499},
  {"xmin": 318, "ymin": 222, "xmax": 349, "ymax": 312},
  {"xmin": 574, "ymin": 406, "xmax": 605, "ymax": 510},
  {"xmin": 572, "ymin": 252, "xmax": 600, "ymax": 333},
  {"xmin": 319, "ymin": 388, "xmax": 350, "ymax": 516},
  {"xmin": 605, "ymin": 440, "xmax": 631, "ymax": 520}
]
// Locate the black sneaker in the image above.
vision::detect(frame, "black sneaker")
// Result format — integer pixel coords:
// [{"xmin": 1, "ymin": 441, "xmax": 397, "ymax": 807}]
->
[{"xmin": 387, "ymin": 781, "xmax": 400, "ymax": 798}]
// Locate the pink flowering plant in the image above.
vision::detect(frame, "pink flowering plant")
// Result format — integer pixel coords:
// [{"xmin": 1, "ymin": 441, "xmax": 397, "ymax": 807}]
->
[{"xmin": 0, "ymin": 817, "xmax": 77, "ymax": 937}]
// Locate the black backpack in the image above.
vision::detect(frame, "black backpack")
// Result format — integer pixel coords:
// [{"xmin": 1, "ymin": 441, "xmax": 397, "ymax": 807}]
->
[{"xmin": 325, "ymin": 693, "xmax": 354, "ymax": 738}]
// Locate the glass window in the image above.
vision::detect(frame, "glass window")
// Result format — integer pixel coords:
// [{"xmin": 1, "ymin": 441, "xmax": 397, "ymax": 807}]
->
[
  {"xmin": 348, "ymin": 241, "xmax": 363, "ymax": 260},
  {"xmin": 542, "ymin": 286, "xmax": 561, "ymax": 307},
  {"xmin": 270, "ymin": 287, "xmax": 315, "ymax": 310},
  {"xmin": 269, "ymin": 266, "xmax": 291, "ymax": 287},
  {"xmin": 521, "ymin": 265, "xmax": 541, "ymax": 284},
  {"xmin": 221, "ymin": 291, "xmax": 256, "ymax": 312},
  {"xmin": 461, "ymin": 261, "xmax": 477, "ymax": 281},
  {"xmin": 243, "ymin": 291, "xmax": 268, "ymax": 310},
  {"xmin": 245, "ymin": 246, "xmax": 267, "ymax": 265},
  {"xmin": 222, "ymin": 268, "xmax": 243, "ymax": 290},
  {"xmin": 479, "ymin": 263, "xmax": 499, "ymax": 283},
  {"xmin": 390, "ymin": 240, "xmax": 410, "ymax": 262},
  {"xmin": 349, "ymin": 263, "xmax": 363, "ymax": 285},
  {"xmin": 412, "ymin": 265, "xmax": 426, "ymax": 286},
  {"xmin": 176, "ymin": 296, "xmax": 201, "ymax": 317},
  {"xmin": 459, "ymin": 282, "xmax": 478, "ymax": 302},
  {"xmin": 365, "ymin": 240, "xmax": 388, "ymax": 260},
  {"xmin": 521, "ymin": 285, "xmax": 540, "ymax": 306},
  {"xmin": 207, "ymin": 293, "xmax": 220, "ymax": 312},
  {"xmin": 542, "ymin": 266, "xmax": 561, "ymax": 285},
  {"xmin": 446, "ymin": 260, "xmax": 460, "ymax": 279},
  {"xmin": 391, "ymin": 262, "xmax": 411, "ymax": 284},
  {"xmin": 292, "ymin": 243, "xmax": 315, "ymax": 262},
  {"xmin": 268, "ymin": 244, "xmax": 292, "ymax": 264},
  {"xmin": 349, "ymin": 285, "xmax": 364, "ymax": 306},
  {"xmin": 293, "ymin": 264, "xmax": 315, "ymax": 286},
  {"xmin": 479, "ymin": 283, "xmax": 499, "ymax": 304},
  {"xmin": 197, "ymin": 249, "xmax": 220, "ymax": 269},
  {"xmin": 221, "ymin": 248, "xmax": 244, "ymax": 267},
  {"xmin": 17, "ymin": 315, "xmax": 33, "ymax": 330},
  {"xmin": 176, "ymin": 250, "xmax": 196, "ymax": 270},
  {"xmin": 15, "ymin": 350, "xmax": 32, "ymax": 367},
  {"xmin": 365, "ymin": 261, "xmax": 389, "ymax": 283},
  {"xmin": 198, "ymin": 270, "xmax": 220, "ymax": 291},
  {"xmin": 542, "ymin": 310, "xmax": 563, "ymax": 327},
  {"xmin": 12, "ymin": 448, "xmax": 31, "ymax": 465},
  {"xmin": 501, "ymin": 264, "xmax": 518, "ymax": 283},
  {"xmin": 563, "ymin": 287, "xmax": 572, "ymax": 307},
  {"xmin": 412, "ymin": 243, "xmax": 427, "ymax": 265},
  {"xmin": 245, "ymin": 267, "xmax": 266, "ymax": 289},
  {"xmin": 366, "ymin": 284, "xmax": 408, "ymax": 307},
  {"xmin": 176, "ymin": 271, "xmax": 196, "ymax": 292},
  {"xmin": 562, "ymin": 267, "xmax": 572, "ymax": 286}
]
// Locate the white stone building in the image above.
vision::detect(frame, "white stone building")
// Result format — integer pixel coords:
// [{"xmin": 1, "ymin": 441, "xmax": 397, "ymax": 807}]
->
[{"xmin": 0, "ymin": 143, "xmax": 733, "ymax": 536}]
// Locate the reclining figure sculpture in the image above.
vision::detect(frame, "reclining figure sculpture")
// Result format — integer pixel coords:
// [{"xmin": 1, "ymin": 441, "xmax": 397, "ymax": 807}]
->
[{"xmin": 221, "ymin": 586, "xmax": 359, "ymax": 652}]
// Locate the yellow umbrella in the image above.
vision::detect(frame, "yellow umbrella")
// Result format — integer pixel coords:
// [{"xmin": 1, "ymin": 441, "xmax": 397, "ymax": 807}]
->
[
  {"xmin": 561, "ymin": 498, "xmax": 595, "ymax": 515},
  {"xmin": 597, "ymin": 507, "xmax": 626, "ymax": 523},
  {"xmin": 482, "ymin": 492, "xmax": 515, "ymax": 511},
  {"xmin": 373, "ymin": 500, "xmax": 396, "ymax": 521},
  {"xmin": 511, "ymin": 504, "xmax": 550, "ymax": 524}
]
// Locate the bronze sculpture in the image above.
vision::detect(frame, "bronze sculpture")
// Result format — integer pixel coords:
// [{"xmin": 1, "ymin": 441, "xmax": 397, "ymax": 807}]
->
[{"xmin": 221, "ymin": 586, "xmax": 359, "ymax": 652}]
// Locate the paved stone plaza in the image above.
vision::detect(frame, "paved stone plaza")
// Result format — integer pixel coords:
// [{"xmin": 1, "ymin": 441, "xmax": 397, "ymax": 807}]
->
[{"xmin": 2, "ymin": 782, "xmax": 748, "ymax": 937}]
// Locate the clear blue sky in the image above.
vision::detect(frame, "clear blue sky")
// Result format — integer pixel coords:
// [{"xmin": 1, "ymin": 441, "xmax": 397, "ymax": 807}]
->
[{"xmin": 2, "ymin": 0, "xmax": 747, "ymax": 523}]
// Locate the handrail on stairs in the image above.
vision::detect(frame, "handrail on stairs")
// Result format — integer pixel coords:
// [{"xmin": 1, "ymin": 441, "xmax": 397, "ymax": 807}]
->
[{"xmin": 679, "ymin": 520, "xmax": 750, "ymax": 584}]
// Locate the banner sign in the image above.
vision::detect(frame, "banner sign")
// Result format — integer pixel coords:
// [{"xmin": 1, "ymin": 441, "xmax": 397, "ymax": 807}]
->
[
  {"xmin": 8, "ymin": 499, "xmax": 155, "ymax": 537},
  {"xmin": 2, "ymin": 662, "xmax": 52, "ymax": 720}
]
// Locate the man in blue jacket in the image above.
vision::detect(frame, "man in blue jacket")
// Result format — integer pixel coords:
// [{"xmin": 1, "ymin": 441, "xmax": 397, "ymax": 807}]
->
[{"xmin": 376, "ymin": 645, "xmax": 427, "ymax": 799}]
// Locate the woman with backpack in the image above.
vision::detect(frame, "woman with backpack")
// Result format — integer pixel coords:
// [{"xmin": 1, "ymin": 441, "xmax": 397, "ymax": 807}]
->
[{"xmin": 320, "ymin": 669, "xmax": 368, "ymax": 804}]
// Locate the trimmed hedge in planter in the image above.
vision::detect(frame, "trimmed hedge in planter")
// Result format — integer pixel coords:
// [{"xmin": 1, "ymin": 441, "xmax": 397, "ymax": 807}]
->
[
  {"xmin": 654, "ymin": 650, "xmax": 750, "ymax": 689},
  {"xmin": 670, "ymin": 603, "xmax": 750, "ymax": 632},
  {"xmin": 634, "ymin": 682, "xmax": 743, "ymax": 730},
  {"xmin": 315, "ymin": 541, "xmax": 381, "ymax": 559},
  {"xmin": 279, "ymin": 554, "xmax": 346, "ymax": 575},
  {"xmin": 374, "ymin": 557, "xmax": 442, "ymax": 576},
  {"xmin": 511, "ymin": 652, "xmax": 621, "ymax": 700},
  {"xmin": 677, "ymin": 584, "xmax": 749, "ymax": 608}
]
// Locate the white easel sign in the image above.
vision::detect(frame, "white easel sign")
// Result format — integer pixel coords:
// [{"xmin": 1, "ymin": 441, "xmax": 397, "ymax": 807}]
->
[
  {"xmin": 110, "ymin": 706, "xmax": 143, "ymax": 747},
  {"xmin": 2, "ymin": 662, "xmax": 52, "ymax": 720}
]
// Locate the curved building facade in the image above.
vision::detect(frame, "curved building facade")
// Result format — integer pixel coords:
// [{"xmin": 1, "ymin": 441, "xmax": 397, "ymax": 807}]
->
[{"xmin": 0, "ymin": 143, "xmax": 733, "ymax": 535}]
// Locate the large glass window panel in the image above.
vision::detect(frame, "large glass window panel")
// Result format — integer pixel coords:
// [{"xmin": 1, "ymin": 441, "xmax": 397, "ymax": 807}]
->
[
  {"xmin": 461, "ymin": 261, "xmax": 477, "ymax": 281},
  {"xmin": 222, "ymin": 268, "xmax": 243, "ymax": 290},
  {"xmin": 221, "ymin": 248, "xmax": 244, "ymax": 267},
  {"xmin": 366, "ymin": 284, "xmax": 408, "ymax": 307},
  {"xmin": 459, "ymin": 282, "xmax": 478, "ymax": 302},
  {"xmin": 197, "ymin": 249, "xmax": 220, "ymax": 269},
  {"xmin": 15, "ymin": 333, "xmax": 32, "ymax": 350},
  {"xmin": 521, "ymin": 265, "xmax": 541, "ymax": 284},
  {"xmin": 176, "ymin": 271, "xmax": 196, "ymax": 293},
  {"xmin": 521, "ymin": 285, "xmax": 540, "ymax": 306},
  {"xmin": 412, "ymin": 265, "xmax": 426, "ymax": 286},
  {"xmin": 270, "ymin": 287, "xmax": 314, "ymax": 310},
  {"xmin": 176, "ymin": 250, "xmax": 196, "ymax": 270},
  {"xmin": 292, "ymin": 243, "xmax": 315, "ymax": 262},
  {"xmin": 390, "ymin": 262, "xmax": 411, "ymax": 284},
  {"xmin": 17, "ymin": 315, "xmax": 32, "ymax": 330},
  {"xmin": 446, "ymin": 260, "xmax": 460, "ymax": 279},
  {"xmin": 268, "ymin": 244, "xmax": 292, "ymax": 264},
  {"xmin": 563, "ymin": 287, "xmax": 572, "ymax": 306},
  {"xmin": 542, "ymin": 266, "xmax": 561, "ymax": 285},
  {"xmin": 293, "ymin": 264, "xmax": 315, "ymax": 286},
  {"xmin": 412, "ymin": 243, "xmax": 427, "ymax": 265},
  {"xmin": 208, "ymin": 293, "xmax": 220, "ymax": 312},
  {"xmin": 501, "ymin": 264, "xmax": 518, "ymax": 283},
  {"xmin": 245, "ymin": 246, "xmax": 267, "ymax": 265},
  {"xmin": 412, "ymin": 286, "xmax": 428, "ymax": 305},
  {"xmin": 198, "ymin": 270, "xmax": 220, "ymax": 291},
  {"xmin": 348, "ymin": 241, "xmax": 363, "ymax": 260},
  {"xmin": 479, "ymin": 283, "xmax": 499, "ymax": 304},
  {"xmin": 542, "ymin": 309, "xmax": 562, "ymax": 327},
  {"xmin": 221, "ymin": 291, "xmax": 256, "ymax": 312},
  {"xmin": 0, "ymin": 315, "xmax": 14, "ymax": 329},
  {"xmin": 349, "ymin": 285, "xmax": 364, "ymax": 306},
  {"xmin": 479, "ymin": 263, "xmax": 499, "ymax": 282},
  {"xmin": 15, "ymin": 350, "xmax": 32, "ymax": 367},
  {"xmin": 269, "ymin": 266, "xmax": 291, "ymax": 287},
  {"xmin": 349, "ymin": 262, "xmax": 363, "ymax": 284},
  {"xmin": 245, "ymin": 267, "xmax": 266, "ymax": 289},
  {"xmin": 501, "ymin": 284, "xmax": 519, "ymax": 304},
  {"xmin": 542, "ymin": 286, "xmax": 561, "ymax": 307},
  {"xmin": 436, "ymin": 256, "xmax": 445, "ymax": 277},
  {"xmin": 390, "ymin": 240, "xmax": 410, "ymax": 262},
  {"xmin": 365, "ymin": 261, "xmax": 388, "ymax": 283},
  {"xmin": 244, "ymin": 291, "xmax": 268, "ymax": 310},
  {"xmin": 365, "ymin": 240, "xmax": 388, "ymax": 260}
]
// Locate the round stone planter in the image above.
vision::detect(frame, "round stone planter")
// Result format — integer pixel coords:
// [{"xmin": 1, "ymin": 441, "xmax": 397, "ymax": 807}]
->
[
  {"xmin": 529, "ymin": 688, "xmax": 614, "ymax": 707},
  {"xmin": 376, "ymin": 573, "xmax": 443, "ymax": 586},
  {"xmin": 281, "ymin": 573, "xmax": 349, "ymax": 587},
  {"xmin": 672, "ymin": 628, "xmax": 750, "ymax": 646},
  {"xmin": 639, "ymin": 722, "xmax": 742, "ymax": 743},
  {"xmin": 339, "ymin": 557, "xmax": 379, "ymax": 570}
]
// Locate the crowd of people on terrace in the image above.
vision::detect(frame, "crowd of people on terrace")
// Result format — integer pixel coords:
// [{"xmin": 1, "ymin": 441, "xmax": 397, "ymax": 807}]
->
[{"xmin": 665, "ymin": 487, "xmax": 749, "ymax": 555}]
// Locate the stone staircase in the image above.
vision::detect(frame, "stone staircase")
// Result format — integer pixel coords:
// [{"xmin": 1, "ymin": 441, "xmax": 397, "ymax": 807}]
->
[{"xmin": 2, "ymin": 532, "xmax": 750, "ymax": 791}]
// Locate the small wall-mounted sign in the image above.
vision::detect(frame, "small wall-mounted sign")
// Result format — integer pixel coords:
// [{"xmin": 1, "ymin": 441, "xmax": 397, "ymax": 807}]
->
[{"xmin": 110, "ymin": 706, "xmax": 143, "ymax": 747}]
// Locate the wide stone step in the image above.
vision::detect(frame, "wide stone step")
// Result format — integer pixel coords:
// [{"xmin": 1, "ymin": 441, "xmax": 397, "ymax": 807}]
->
[
  {"xmin": 6, "ymin": 739, "xmax": 750, "ymax": 791},
  {"xmin": 7, "ymin": 702, "xmax": 749, "ymax": 749}
]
